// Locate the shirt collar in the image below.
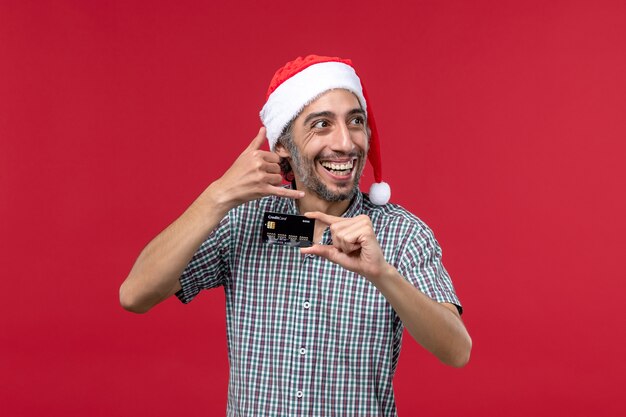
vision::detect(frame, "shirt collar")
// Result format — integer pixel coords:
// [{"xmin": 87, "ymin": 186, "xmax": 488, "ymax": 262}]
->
[
  {"xmin": 284, "ymin": 186, "xmax": 364, "ymax": 218},
  {"xmin": 342, "ymin": 190, "xmax": 363, "ymax": 218}
]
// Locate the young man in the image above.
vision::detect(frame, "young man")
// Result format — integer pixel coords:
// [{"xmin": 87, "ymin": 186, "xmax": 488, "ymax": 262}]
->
[{"xmin": 120, "ymin": 55, "xmax": 471, "ymax": 416}]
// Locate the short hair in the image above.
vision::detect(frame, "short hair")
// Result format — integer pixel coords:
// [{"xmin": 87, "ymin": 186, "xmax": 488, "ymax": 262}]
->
[{"xmin": 277, "ymin": 120, "xmax": 296, "ymax": 179}]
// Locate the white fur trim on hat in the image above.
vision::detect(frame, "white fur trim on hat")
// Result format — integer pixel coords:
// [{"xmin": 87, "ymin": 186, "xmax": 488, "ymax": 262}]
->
[{"xmin": 260, "ymin": 61, "xmax": 367, "ymax": 150}]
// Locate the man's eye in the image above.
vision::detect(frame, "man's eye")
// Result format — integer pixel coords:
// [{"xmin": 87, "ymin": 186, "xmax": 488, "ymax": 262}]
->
[
  {"xmin": 313, "ymin": 120, "xmax": 328, "ymax": 128},
  {"xmin": 351, "ymin": 116, "xmax": 365, "ymax": 125}
]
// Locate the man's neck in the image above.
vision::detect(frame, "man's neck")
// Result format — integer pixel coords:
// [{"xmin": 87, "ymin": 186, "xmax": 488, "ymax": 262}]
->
[
  {"xmin": 292, "ymin": 181, "xmax": 352, "ymax": 217},
  {"xmin": 296, "ymin": 193, "xmax": 351, "ymax": 217}
]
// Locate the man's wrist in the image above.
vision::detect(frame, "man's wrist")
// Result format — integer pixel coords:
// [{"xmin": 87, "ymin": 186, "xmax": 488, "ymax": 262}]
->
[
  {"xmin": 366, "ymin": 261, "xmax": 397, "ymax": 287},
  {"xmin": 190, "ymin": 181, "xmax": 233, "ymax": 221}
]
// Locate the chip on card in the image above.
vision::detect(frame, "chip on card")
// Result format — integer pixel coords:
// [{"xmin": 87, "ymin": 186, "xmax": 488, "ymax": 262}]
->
[{"xmin": 262, "ymin": 212, "xmax": 315, "ymax": 248}]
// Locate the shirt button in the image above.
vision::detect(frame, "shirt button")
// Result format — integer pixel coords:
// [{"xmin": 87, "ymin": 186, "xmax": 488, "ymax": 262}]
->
[
  {"xmin": 296, "ymin": 390, "xmax": 303, "ymax": 398},
  {"xmin": 299, "ymin": 347, "xmax": 307, "ymax": 355},
  {"xmin": 303, "ymin": 301, "xmax": 311, "ymax": 309}
]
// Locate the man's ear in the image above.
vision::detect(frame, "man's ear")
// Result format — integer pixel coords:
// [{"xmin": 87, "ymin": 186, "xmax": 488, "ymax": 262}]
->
[{"xmin": 274, "ymin": 141, "xmax": 291, "ymax": 158}]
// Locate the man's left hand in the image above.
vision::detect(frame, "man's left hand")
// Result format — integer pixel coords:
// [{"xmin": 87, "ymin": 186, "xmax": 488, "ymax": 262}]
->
[{"xmin": 300, "ymin": 212, "xmax": 389, "ymax": 280}]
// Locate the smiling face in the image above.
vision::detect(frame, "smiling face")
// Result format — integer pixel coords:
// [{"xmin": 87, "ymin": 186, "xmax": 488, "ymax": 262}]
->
[{"xmin": 276, "ymin": 89, "xmax": 369, "ymax": 202}]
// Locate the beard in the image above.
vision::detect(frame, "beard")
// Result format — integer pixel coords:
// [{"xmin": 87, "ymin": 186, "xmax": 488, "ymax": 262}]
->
[{"xmin": 285, "ymin": 141, "xmax": 366, "ymax": 202}]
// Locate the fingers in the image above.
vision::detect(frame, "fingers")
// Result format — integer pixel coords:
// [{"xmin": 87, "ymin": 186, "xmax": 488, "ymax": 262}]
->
[
  {"xmin": 243, "ymin": 127, "xmax": 301, "ymax": 198},
  {"xmin": 335, "ymin": 217, "xmax": 370, "ymax": 241},
  {"xmin": 301, "ymin": 214, "xmax": 384, "ymax": 278},
  {"xmin": 301, "ymin": 245, "xmax": 356, "ymax": 273},
  {"xmin": 246, "ymin": 126, "xmax": 268, "ymax": 151},
  {"xmin": 263, "ymin": 173, "xmax": 282, "ymax": 187},
  {"xmin": 219, "ymin": 127, "xmax": 302, "ymax": 205},
  {"xmin": 262, "ymin": 161, "xmax": 282, "ymax": 175},
  {"xmin": 304, "ymin": 212, "xmax": 370, "ymax": 234},
  {"xmin": 307, "ymin": 214, "xmax": 372, "ymax": 254},
  {"xmin": 244, "ymin": 127, "xmax": 282, "ymax": 169},
  {"xmin": 333, "ymin": 221, "xmax": 365, "ymax": 253},
  {"xmin": 301, "ymin": 244, "xmax": 341, "ymax": 261},
  {"xmin": 262, "ymin": 152, "xmax": 281, "ymax": 164},
  {"xmin": 244, "ymin": 128, "xmax": 281, "ymax": 176}
]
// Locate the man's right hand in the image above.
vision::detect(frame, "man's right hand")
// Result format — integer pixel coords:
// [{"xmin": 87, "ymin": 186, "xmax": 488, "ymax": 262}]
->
[
  {"xmin": 120, "ymin": 127, "xmax": 303, "ymax": 314},
  {"xmin": 208, "ymin": 127, "xmax": 304, "ymax": 210}
]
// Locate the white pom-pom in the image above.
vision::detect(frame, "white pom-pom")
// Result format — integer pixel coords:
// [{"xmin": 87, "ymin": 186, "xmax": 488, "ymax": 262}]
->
[{"xmin": 369, "ymin": 182, "xmax": 391, "ymax": 205}]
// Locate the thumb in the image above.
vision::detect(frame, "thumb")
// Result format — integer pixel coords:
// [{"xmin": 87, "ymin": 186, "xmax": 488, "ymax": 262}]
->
[
  {"xmin": 301, "ymin": 244, "xmax": 341, "ymax": 262},
  {"xmin": 247, "ymin": 126, "xmax": 268, "ymax": 151}
]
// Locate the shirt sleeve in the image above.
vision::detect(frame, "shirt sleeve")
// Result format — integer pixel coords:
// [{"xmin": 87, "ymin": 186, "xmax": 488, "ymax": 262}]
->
[
  {"xmin": 397, "ymin": 222, "xmax": 463, "ymax": 314},
  {"xmin": 175, "ymin": 214, "xmax": 231, "ymax": 304}
]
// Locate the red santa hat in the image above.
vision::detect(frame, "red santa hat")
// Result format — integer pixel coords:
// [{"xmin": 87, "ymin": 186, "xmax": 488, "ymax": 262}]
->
[{"xmin": 260, "ymin": 55, "xmax": 391, "ymax": 205}]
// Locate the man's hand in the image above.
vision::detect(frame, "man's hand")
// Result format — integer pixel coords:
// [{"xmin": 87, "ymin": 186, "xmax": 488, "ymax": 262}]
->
[
  {"xmin": 301, "ymin": 211, "xmax": 472, "ymax": 367},
  {"xmin": 120, "ymin": 127, "xmax": 303, "ymax": 314},
  {"xmin": 300, "ymin": 212, "xmax": 389, "ymax": 280},
  {"xmin": 209, "ymin": 127, "xmax": 304, "ymax": 210}
]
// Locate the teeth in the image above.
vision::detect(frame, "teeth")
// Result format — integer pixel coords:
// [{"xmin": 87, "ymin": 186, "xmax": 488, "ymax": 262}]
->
[{"xmin": 321, "ymin": 161, "xmax": 354, "ymax": 171}]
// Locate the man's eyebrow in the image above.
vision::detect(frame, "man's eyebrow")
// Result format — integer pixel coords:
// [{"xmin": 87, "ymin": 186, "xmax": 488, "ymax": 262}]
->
[
  {"xmin": 347, "ymin": 108, "xmax": 366, "ymax": 118},
  {"xmin": 303, "ymin": 111, "xmax": 334, "ymax": 126},
  {"xmin": 302, "ymin": 108, "xmax": 366, "ymax": 125}
]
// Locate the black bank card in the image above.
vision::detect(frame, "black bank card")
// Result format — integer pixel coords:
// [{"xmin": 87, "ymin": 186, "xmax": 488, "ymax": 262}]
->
[{"xmin": 262, "ymin": 212, "xmax": 315, "ymax": 248}]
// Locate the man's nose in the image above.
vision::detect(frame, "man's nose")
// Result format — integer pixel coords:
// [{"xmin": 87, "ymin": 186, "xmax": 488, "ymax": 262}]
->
[{"xmin": 331, "ymin": 122, "xmax": 355, "ymax": 153}]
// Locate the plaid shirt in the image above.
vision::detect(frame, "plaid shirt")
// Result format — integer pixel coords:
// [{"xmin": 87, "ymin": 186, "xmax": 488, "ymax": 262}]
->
[{"xmin": 177, "ymin": 190, "xmax": 461, "ymax": 417}]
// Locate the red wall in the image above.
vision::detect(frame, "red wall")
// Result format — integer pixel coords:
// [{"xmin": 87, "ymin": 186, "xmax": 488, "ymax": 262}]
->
[{"xmin": 2, "ymin": 1, "xmax": 625, "ymax": 416}]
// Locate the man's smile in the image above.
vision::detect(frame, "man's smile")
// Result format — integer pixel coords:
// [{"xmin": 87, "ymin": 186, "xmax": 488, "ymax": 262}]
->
[{"xmin": 318, "ymin": 158, "xmax": 357, "ymax": 179}]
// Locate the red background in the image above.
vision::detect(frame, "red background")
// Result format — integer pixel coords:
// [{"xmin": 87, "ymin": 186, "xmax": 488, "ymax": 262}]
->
[{"xmin": 2, "ymin": 0, "xmax": 625, "ymax": 416}]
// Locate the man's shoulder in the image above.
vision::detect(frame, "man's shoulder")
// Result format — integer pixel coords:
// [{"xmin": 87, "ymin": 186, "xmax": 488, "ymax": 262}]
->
[
  {"xmin": 230, "ymin": 191, "xmax": 296, "ymax": 219},
  {"xmin": 362, "ymin": 192, "xmax": 421, "ymax": 223},
  {"xmin": 361, "ymin": 192, "xmax": 435, "ymax": 237}
]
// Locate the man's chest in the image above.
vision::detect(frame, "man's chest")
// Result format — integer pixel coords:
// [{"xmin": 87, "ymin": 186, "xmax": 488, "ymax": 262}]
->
[{"xmin": 226, "ymin": 246, "xmax": 397, "ymax": 349}]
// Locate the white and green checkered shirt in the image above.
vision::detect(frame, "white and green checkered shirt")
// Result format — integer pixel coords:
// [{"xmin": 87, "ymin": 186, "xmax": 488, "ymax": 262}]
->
[{"xmin": 177, "ymin": 190, "xmax": 461, "ymax": 416}]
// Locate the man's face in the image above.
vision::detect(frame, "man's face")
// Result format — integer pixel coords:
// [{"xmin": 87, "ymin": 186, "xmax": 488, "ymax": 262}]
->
[{"xmin": 279, "ymin": 89, "xmax": 369, "ymax": 202}]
